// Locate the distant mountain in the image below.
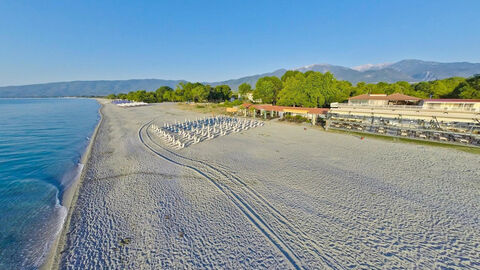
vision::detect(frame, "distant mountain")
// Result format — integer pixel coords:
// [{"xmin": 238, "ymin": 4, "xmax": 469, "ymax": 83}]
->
[
  {"xmin": 292, "ymin": 60, "xmax": 480, "ymax": 84},
  {"xmin": 1, "ymin": 60, "xmax": 480, "ymax": 97},
  {"xmin": 351, "ymin": 63, "xmax": 392, "ymax": 71},
  {"xmin": 388, "ymin": 59, "xmax": 480, "ymax": 81},
  {"xmin": 208, "ymin": 69, "xmax": 287, "ymax": 90},
  {"xmin": 293, "ymin": 63, "xmax": 413, "ymax": 83},
  {"xmin": 0, "ymin": 79, "xmax": 185, "ymax": 98}
]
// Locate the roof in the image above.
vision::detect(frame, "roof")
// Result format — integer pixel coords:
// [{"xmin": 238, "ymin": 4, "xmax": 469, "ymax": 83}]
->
[
  {"xmin": 423, "ymin": 99, "xmax": 480, "ymax": 103},
  {"xmin": 348, "ymin": 94, "xmax": 387, "ymax": 100},
  {"xmin": 305, "ymin": 108, "xmax": 330, "ymax": 114},
  {"xmin": 387, "ymin": 93, "xmax": 422, "ymax": 101},
  {"xmin": 349, "ymin": 93, "xmax": 420, "ymax": 101}
]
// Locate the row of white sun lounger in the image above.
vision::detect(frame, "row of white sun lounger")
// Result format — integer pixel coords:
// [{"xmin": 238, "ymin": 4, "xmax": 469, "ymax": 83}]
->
[
  {"xmin": 116, "ymin": 102, "xmax": 148, "ymax": 107},
  {"xmin": 150, "ymin": 116, "xmax": 264, "ymax": 149}
]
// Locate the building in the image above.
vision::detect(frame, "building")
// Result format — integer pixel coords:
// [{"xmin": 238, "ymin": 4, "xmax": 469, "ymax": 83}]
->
[
  {"xmin": 420, "ymin": 99, "xmax": 480, "ymax": 112},
  {"xmin": 348, "ymin": 93, "xmax": 421, "ymax": 106},
  {"xmin": 243, "ymin": 93, "xmax": 261, "ymax": 103},
  {"xmin": 328, "ymin": 94, "xmax": 480, "ymax": 146}
]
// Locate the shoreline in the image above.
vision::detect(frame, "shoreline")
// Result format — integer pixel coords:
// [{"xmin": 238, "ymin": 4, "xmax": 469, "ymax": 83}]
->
[
  {"xmin": 47, "ymin": 102, "xmax": 480, "ymax": 268},
  {"xmin": 40, "ymin": 99, "xmax": 104, "ymax": 270}
]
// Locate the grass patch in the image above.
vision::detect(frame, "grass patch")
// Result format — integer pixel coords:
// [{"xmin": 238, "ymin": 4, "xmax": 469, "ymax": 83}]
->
[
  {"xmin": 218, "ymin": 99, "xmax": 243, "ymax": 107},
  {"xmin": 328, "ymin": 129, "xmax": 480, "ymax": 154}
]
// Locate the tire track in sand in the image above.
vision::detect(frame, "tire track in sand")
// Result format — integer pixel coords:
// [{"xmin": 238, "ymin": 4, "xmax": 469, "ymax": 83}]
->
[
  {"xmin": 143, "ymin": 122, "xmax": 348, "ymax": 269},
  {"xmin": 141, "ymin": 120, "xmax": 357, "ymax": 269},
  {"xmin": 139, "ymin": 121, "xmax": 304, "ymax": 270}
]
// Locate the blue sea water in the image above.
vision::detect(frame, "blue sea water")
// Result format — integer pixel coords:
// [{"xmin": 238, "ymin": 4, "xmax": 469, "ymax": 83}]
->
[{"xmin": 0, "ymin": 98, "xmax": 100, "ymax": 269}]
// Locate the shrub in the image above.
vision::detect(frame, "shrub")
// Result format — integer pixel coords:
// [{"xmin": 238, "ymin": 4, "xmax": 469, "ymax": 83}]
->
[
  {"xmin": 283, "ymin": 114, "xmax": 310, "ymax": 123},
  {"xmin": 220, "ymin": 99, "xmax": 243, "ymax": 107}
]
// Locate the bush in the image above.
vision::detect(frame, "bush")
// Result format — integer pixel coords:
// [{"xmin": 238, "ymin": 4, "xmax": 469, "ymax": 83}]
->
[
  {"xmin": 220, "ymin": 99, "xmax": 243, "ymax": 107},
  {"xmin": 283, "ymin": 114, "xmax": 310, "ymax": 123}
]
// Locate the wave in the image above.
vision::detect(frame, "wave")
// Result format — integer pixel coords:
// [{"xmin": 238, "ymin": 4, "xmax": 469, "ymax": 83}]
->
[
  {"xmin": 35, "ymin": 159, "xmax": 86, "ymax": 268},
  {"xmin": 33, "ymin": 187, "xmax": 68, "ymax": 268}
]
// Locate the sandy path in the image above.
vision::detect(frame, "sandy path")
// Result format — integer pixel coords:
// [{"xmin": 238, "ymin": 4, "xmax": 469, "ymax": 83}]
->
[{"xmin": 57, "ymin": 103, "xmax": 480, "ymax": 269}]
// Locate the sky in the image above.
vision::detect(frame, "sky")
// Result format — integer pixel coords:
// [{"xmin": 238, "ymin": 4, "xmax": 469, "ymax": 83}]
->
[{"xmin": 1, "ymin": 0, "xmax": 479, "ymax": 86}]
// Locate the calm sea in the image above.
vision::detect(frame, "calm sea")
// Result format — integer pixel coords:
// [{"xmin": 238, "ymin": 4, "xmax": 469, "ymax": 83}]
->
[{"xmin": 0, "ymin": 98, "xmax": 100, "ymax": 269}]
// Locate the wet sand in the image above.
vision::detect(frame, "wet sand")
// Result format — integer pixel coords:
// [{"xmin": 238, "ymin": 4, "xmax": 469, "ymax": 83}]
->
[{"xmin": 50, "ymin": 102, "xmax": 480, "ymax": 269}]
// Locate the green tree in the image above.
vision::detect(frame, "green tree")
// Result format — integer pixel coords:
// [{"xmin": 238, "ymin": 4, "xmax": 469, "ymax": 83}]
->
[
  {"xmin": 430, "ymin": 81, "xmax": 449, "ymax": 98},
  {"xmin": 163, "ymin": 90, "xmax": 176, "ymax": 102},
  {"xmin": 116, "ymin": 93, "xmax": 127, "ymax": 99},
  {"xmin": 414, "ymin": 82, "xmax": 433, "ymax": 97},
  {"xmin": 383, "ymin": 83, "xmax": 400, "ymax": 95},
  {"xmin": 304, "ymin": 72, "xmax": 325, "ymax": 107},
  {"xmin": 334, "ymin": 80, "xmax": 353, "ymax": 102},
  {"xmin": 216, "ymin": 85, "xmax": 232, "ymax": 101},
  {"xmin": 317, "ymin": 72, "xmax": 338, "ymax": 105},
  {"xmin": 191, "ymin": 85, "xmax": 209, "ymax": 102},
  {"xmin": 441, "ymin": 77, "xmax": 465, "ymax": 97},
  {"xmin": 394, "ymin": 81, "xmax": 412, "ymax": 94},
  {"xmin": 303, "ymin": 71, "xmax": 315, "ymax": 78},
  {"xmin": 281, "ymin": 70, "xmax": 303, "ymax": 82},
  {"xmin": 238, "ymin": 83, "xmax": 253, "ymax": 97},
  {"xmin": 208, "ymin": 85, "xmax": 231, "ymax": 101},
  {"xmin": 175, "ymin": 82, "xmax": 203, "ymax": 101},
  {"xmin": 124, "ymin": 90, "xmax": 157, "ymax": 103},
  {"xmin": 155, "ymin": 86, "xmax": 173, "ymax": 102},
  {"xmin": 451, "ymin": 74, "xmax": 480, "ymax": 99},
  {"xmin": 142, "ymin": 92, "xmax": 157, "ymax": 103},
  {"xmin": 458, "ymin": 84, "xmax": 479, "ymax": 99},
  {"xmin": 254, "ymin": 76, "xmax": 283, "ymax": 104},
  {"xmin": 278, "ymin": 73, "xmax": 310, "ymax": 106},
  {"xmin": 352, "ymin": 82, "xmax": 367, "ymax": 96},
  {"xmin": 126, "ymin": 91, "xmax": 135, "ymax": 101}
]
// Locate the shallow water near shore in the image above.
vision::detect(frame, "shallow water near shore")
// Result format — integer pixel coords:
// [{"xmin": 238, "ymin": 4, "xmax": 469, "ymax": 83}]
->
[{"xmin": 0, "ymin": 98, "xmax": 99, "ymax": 269}]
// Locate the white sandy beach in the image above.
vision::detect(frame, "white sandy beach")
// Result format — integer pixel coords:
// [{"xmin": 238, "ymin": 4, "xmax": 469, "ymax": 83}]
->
[{"xmin": 51, "ymin": 102, "xmax": 480, "ymax": 269}]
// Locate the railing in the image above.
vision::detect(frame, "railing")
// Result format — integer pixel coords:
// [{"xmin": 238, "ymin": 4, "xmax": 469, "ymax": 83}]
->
[
  {"xmin": 327, "ymin": 119, "xmax": 480, "ymax": 146},
  {"xmin": 334, "ymin": 104, "xmax": 479, "ymax": 113},
  {"xmin": 337, "ymin": 104, "xmax": 423, "ymax": 109}
]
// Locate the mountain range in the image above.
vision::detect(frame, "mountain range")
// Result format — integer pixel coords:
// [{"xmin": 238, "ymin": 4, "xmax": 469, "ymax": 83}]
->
[{"xmin": 1, "ymin": 59, "xmax": 480, "ymax": 98}]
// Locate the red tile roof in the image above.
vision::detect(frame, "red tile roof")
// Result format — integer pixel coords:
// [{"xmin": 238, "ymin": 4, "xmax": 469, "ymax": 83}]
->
[
  {"xmin": 386, "ymin": 93, "xmax": 422, "ymax": 101},
  {"xmin": 304, "ymin": 108, "xmax": 330, "ymax": 114}
]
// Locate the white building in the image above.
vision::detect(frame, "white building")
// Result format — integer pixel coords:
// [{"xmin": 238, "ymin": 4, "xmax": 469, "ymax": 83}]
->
[
  {"xmin": 420, "ymin": 99, "xmax": 480, "ymax": 112},
  {"xmin": 348, "ymin": 93, "xmax": 421, "ymax": 106}
]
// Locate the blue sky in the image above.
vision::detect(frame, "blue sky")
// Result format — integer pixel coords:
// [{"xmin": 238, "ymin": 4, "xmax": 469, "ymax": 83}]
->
[{"xmin": 1, "ymin": 0, "xmax": 479, "ymax": 86}]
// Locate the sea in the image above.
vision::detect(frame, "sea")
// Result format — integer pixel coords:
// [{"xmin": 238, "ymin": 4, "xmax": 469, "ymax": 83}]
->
[{"xmin": 0, "ymin": 98, "xmax": 100, "ymax": 269}]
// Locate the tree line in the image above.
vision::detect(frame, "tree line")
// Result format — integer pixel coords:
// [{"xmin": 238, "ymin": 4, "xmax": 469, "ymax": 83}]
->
[
  {"xmin": 240, "ymin": 71, "xmax": 480, "ymax": 107},
  {"xmin": 107, "ymin": 72, "xmax": 480, "ymax": 106},
  {"xmin": 106, "ymin": 82, "xmax": 233, "ymax": 103}
]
